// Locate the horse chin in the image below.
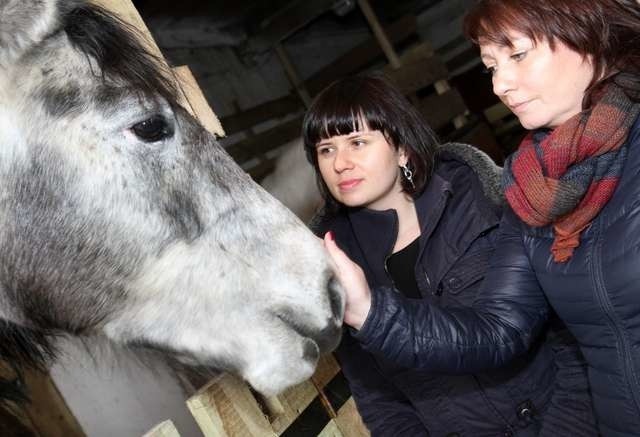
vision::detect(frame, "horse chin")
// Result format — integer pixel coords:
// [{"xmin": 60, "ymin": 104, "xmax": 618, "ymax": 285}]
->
[{"xmin": 241, "ymin": 341, "xmax": 320, "ymax": 396}]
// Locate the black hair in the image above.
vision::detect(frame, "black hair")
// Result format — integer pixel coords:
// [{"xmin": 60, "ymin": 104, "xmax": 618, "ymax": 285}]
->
[{"xmin": 302, "ymin": 73, "xmax": 439, "ymax": 213}]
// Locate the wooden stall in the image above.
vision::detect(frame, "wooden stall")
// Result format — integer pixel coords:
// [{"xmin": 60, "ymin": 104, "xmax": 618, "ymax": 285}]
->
[{"xmin": 222, "ymin": 0, "xmax": 505, "ymax": 182}]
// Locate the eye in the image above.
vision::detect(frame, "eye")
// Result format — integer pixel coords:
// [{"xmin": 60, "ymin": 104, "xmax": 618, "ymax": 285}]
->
[
  {"xmin": 352, "ymin": 139, "xmax": 366, "ymax": 147},
  {"xmin": 483, "ymin": 65, "xmax": 496, "ymax": 75},
  {"xmin": 131, "ymin": 115, "xmax": 174, "ymax": 143},
  {"xmin": 511, "ymin": 51, "xmax": 527, "ymax": 62},
  {"xmin": 316, "ymin": 146, "xmax": 334, "ymax": 156}
]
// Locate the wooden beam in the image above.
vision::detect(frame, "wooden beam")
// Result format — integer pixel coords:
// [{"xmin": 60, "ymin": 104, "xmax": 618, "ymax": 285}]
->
[
  {"xmin": 416, "ymin": 88, "xmax": 467, "ymax": 131},
  {"xmin": 173, "ymin": 66, "xmax": 225, "ymax": 137},
  {"xmin": 91, "ymin": 0, "xmax": 163, "ymax": 58},
  {"xmin": 186, "ymin": 374, "xmax": 276, "ymax": 437},
  {"xmin": 248, "ymin": 0, "xmax": 337, "ymax": 48},
  {"xmin": 384, "ymin": 55, "xmax": 448, "ymax": 95},
  {"xmin": 220, "ymin": 94, "xmax": 302, "ymax": 136},
  {"xmin": 357, "ymin": 0, "xmax": 401, "ymax": 69},
  {"xmin": 143, "ymin": 420, "xmax": 182, "ymax": 437},
  {"xmin": 227, "ymin": 116, "xmax": 303, "ymax": 164},
  {"xmin": 305, "ymin": 15, "xmax": 417, "ymax": 95},
  {"xmin": 220, "ymin": 15, "xmax": 418, "ymax": 138},
  {"xmin": 20, "ymin": 367, "xmax": 86, "ymax": 437}
]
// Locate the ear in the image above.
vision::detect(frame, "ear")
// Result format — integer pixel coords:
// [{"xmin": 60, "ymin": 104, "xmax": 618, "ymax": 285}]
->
[
  {"xmin": 0, "ymin": 0, "xmax": 64, "ymax": 68},
  {"xmin": 397, "ymin": 146, "xmax": 409, "ymax": 167}
]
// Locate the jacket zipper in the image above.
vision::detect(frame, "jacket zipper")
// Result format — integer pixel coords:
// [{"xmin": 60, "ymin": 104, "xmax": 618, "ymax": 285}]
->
[
  {"xmin": 591, "ymin": 222, "xmax": 640, "ymax": 415},
  {"xmin": 383, "ymin": 216, "xmax": 400, "ymax": 292}
]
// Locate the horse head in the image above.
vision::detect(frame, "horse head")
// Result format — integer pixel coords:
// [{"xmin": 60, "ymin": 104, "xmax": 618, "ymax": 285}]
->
[{"xmin": 0, "ymin": 0, "xmax": 344, "ymax": 395}]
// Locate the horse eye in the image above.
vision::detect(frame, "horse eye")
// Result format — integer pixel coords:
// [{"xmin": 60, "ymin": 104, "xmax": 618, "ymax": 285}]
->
[{"xmin": 131, "ymin": 116, "xmax": 174, "ymax": 143}]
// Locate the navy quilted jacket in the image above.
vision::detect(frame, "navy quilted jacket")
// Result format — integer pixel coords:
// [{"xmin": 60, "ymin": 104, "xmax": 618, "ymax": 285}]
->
[
  {"xmin": 355, "ymin": 117, "xmax": 640, "ymax": 436},
  {"xmin": 315, "ymin": 144, "xmax": 596, "ymax": 436}
]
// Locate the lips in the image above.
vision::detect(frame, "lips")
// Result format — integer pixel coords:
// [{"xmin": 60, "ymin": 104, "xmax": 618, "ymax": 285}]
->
[
  {"xmin": 509, "ymin": 99, "xmax": 532, "ymax": 112},
  {"xmin": 338, "ymin": 179, "xmax": 362, "ymax": 191}
]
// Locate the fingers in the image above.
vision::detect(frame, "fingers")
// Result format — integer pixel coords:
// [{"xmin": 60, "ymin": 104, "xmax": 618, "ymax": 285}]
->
[{"xmin": 323, "ymin": 231, "xmax": 348, "ymax": 266}]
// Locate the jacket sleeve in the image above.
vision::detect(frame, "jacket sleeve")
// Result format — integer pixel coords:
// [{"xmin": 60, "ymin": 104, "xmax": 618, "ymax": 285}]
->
[
  {"xmin": 353, "ymin": 209, "xmax": 550, "ymax": 372},
  {"xmin": 336, "ymin": 335, "xmax": 428, "ymax": 436}
]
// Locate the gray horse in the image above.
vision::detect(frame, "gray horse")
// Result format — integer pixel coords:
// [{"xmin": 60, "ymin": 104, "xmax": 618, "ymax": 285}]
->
[{"xmin": 0, "ymin": 0, "xmax": 343, "ymax": 396}]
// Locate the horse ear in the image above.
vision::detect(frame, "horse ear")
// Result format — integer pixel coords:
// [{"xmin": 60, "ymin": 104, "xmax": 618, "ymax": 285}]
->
[{"xmin": 0, "ymin": 0, "xmax": 65, "ymax": 68}]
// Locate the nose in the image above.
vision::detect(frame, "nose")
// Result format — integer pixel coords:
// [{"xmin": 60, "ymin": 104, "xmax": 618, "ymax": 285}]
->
[
  {"xmin": 492, "ymin": 67, "xmax": 515, "ymax": 98},
  {"xmin": 333, "ymin": 148, "xmax": 354, "ymax": 173}
]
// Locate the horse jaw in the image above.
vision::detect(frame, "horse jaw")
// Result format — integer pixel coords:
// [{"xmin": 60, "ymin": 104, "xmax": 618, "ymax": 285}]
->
[{"xmin": 101, "ymin": 212, "xmax": 344, "ymax": 395}]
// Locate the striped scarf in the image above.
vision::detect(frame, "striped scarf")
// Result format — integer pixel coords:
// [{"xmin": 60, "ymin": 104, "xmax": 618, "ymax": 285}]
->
[{"xmin": 503, "ymin": 84, "xmax": 640, "ymax": 262}]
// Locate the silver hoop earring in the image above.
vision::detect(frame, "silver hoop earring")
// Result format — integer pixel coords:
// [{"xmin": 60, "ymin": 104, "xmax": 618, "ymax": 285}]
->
[{"xmin": 401, "ymin": 164, "xmax": 415, "ymax": 189}]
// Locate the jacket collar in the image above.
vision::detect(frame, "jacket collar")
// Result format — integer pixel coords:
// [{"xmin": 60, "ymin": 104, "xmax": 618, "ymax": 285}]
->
[{"xmin": 346, "ymin": 173, "xmax": 452, "ymax": 285}]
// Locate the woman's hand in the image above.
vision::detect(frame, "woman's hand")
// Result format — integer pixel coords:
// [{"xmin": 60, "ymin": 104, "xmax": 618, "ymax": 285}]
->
[{"xmin": 323, "ymin": 231, "xmax": 372, "ymax": 330}]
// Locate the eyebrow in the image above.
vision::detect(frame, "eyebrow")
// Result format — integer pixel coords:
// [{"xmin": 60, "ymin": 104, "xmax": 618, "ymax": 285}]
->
[
  {"xmin": 347, "ymin": 131, "xmax": 372, "ymax": 139},
  {"xmin": 480, "ymin": 53, "xmax": 495, "ymax": 62},
  {"xmin": 316, "ymin": 131, "xmax": 372, "ymax": 147}
]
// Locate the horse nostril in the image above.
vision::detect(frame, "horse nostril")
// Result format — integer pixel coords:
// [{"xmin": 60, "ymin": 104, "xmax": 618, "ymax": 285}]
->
[{"xmin": 328, "ymin": 275, "xmax": 344, "ymax": 322}]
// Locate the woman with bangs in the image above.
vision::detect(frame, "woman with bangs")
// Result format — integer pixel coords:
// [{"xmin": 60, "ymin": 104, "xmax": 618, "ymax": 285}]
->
[
  {"xmin": 322, "ymin": 1, "xmax": 640, "ymax": 435},
  {"xmin": 304, "ymin": 73, "xmax": 596, "ymax": 436}
]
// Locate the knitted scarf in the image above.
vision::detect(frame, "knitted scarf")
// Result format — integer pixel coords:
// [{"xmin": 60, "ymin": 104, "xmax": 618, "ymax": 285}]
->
[{"xmin": 503, "ymin": 84, "xmax": 640, "ymax": 262}]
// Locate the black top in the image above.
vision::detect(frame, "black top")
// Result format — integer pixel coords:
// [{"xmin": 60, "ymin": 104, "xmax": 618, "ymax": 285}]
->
[{"xmin": 386, "ymin": 237, "xmax": 421, "ymax": 299}]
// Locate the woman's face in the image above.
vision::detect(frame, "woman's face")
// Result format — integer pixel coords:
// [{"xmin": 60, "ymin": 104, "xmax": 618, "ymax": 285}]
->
[
  {"xmin": 315, "ymin": 125, "xmax": 407, "ymax": 211},
  {"xmin": 480, "ymin": 31, "xmax": 595, "ymax": 129}
]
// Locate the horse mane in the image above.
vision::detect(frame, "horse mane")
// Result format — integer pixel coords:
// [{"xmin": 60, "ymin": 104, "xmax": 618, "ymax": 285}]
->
[
  {"xmin": 0, "ymin": 321, "xmax": 59, "ymax": 403},
  {"xmin": 0, "ymin": 0, "xmax": 182, "ymax": 402},
  {"xmin": 59, "ymin": 1, "xmax": 180, "ymax": 106}
]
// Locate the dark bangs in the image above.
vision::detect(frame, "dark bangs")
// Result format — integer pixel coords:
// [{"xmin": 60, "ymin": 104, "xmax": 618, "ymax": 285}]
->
[{"xmin": 303, "ymin": 76, "xmax": 403, "ymax": 165}]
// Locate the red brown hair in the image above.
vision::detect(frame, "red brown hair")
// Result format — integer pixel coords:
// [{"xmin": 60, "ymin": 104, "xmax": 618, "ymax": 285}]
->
[{"xmin": 463, "ymin": 0, "xmax": 640, "ymax": 106}]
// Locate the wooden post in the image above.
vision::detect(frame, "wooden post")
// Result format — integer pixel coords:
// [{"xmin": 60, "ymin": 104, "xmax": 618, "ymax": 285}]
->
[
  {"xmin": 357, "ymin": 0, "xmax": 467, "ymax": 128},
  {"xmin": 91, "ymin": 0, "xmax": 163, "ymax": 58},
  {"xmin": 143, "ymin": 420, "xmax": 182, "ymax": 437},
  {"xmin": 186, "ymin": 373, "xmax": 277, "ymax": 437},
  {"xmin": 173, "ymin": 65, "xmax": 225, "ymax": 137},
  {"xmin": 356, "ymin": 0, "xmax": 401, "ymax": 69},
  {"xmin": 275, "ymin": 43, "xmax": 313, "ymax": 108}
]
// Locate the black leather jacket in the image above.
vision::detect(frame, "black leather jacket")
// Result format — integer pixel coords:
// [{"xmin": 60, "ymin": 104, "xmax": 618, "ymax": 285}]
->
[{"xmin": 314, "ymin": 144, "xmax": 597, "ymax": 437}]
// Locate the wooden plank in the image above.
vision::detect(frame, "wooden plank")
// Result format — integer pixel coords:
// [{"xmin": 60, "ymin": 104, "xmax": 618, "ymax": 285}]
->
[
  {"xmin": 20, "ymin": 367, "xmax": 86, "ymax": 437},
  {"xmin": 416, "ymin": 88, "xmax": 468, "ymax": 131},
  {"xmin": 250, "ymin": 0, "xmax": 337, "ymax": 48},
  {"xmin": 261, "ymin": 380, "xmax": 319, "ymax": 435},
  {"xmin": 384, "ymin": 56, "xmax": 448, "ymax": 95},
  {"xmin": 227, "ymin": 116, "xmax": 303, "ymax": 164},
  {"xmin": 90, "ymin": 0, "xmax": 163, "ymax": 58},
  {"xmin": 453, "ymin": 120, "xmax": 504, "ymax": 165},
  {"xmin": 318, "ymin": 420, "xmax": 344, "ymax": 437},
  {"xmin": 305, "ymin": 15, "xmax": 418, "ymax": 95},
  {"xmin": 220, "ymin": 94, "xmax": 303, "ymax": 136},
  {"xmin": 357, "ymin": 0, "xmax": 401, "ymax": 68},
  {"xmin": 334, "ymin": 398, "xmax": 369, "ymax": 437},
  {"xmin": 221, "ymin": 15, "xmax": 417, "ymax": 138},
  {"xmin": 310, "ymin": 354, "xmax": 341, "ymax": 389},
  {"xmin": 484, "ymin": 101, "xmax": 512, "ymax": 125},
  {"xmin": 393, "ymin": 41, "xmax": 435, "ymax": 66},
  {"xmin": 0, "ymin": 404, "xmax": 37, "ymax": 437},
  {"xmin": 143, "ymin": 420, "xmax": 182, "ymax": 437},
  {"xmin": 248, "ymin": 159, "xmax": 277, "ymax": 182},
  {"xmin": 173, "ymin": 66, "xmax": 225, "ymax": 137},
  {"xmin": 186, "ymin": 373, "xmax": 276, "ymax": 437}
]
